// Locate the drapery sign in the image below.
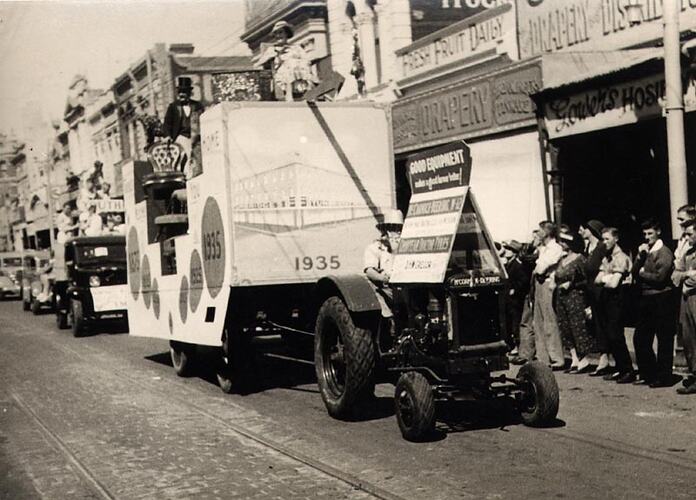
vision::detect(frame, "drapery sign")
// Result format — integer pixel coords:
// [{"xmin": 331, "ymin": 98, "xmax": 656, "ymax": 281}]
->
[{"xmin": 391, "ymin": 141, "xmax": 472, "ymax": 283}]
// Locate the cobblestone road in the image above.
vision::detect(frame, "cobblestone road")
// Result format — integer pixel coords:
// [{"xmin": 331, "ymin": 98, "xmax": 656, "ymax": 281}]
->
[{"xmin": 1, "ymin": 301, "xmax": 696, "ymax": 499}]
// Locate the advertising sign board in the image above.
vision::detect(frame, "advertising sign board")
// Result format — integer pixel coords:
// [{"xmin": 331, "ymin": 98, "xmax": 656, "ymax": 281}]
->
[
  {"xmin": 392, "ymin": 140, "xmax": 506, "ymax": 284},
  {"xmin": 397, "ymin": 3, "xmax": 517, "ymax": 82},
  {"xmin": 518, "ymin": 0, "xmax": 696, "ymax": 59}
]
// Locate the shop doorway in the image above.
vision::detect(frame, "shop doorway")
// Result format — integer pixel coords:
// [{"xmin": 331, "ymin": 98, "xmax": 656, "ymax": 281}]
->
[{"xmin": 556, "ymin": 119, "xmax": 672, "ymax": 253}]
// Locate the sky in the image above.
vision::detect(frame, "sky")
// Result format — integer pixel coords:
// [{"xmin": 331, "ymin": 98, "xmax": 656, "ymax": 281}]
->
[{"xmin": 0, "ymin": 0, "xmax": 249, "ymax": 138}]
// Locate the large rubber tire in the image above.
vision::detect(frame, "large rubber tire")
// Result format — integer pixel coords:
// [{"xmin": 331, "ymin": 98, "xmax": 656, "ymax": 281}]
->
[
  {"xmin": 314, "ymin": 296, "xmax": 376, "ymax": 420},
  {"xmin": 517, "ymin": 361, "xmax": 560, "ymax": 427},
  {"xmin": 394, "ymin": 371, "xmax": 436, "ymax": 441},
  {"xmin": 216, "ymin": 330, "xmax": 253, "ymax": 394},
  {"xmin": 71, "ymin": 299, "xmax": 88, "ymax": 337},
  {"xmin": 30, "ymin": 298, "xmax": 41, "ymax": 315},
  {"xmin": 170, "ymin": 341, "xmax": 195, "ymax": 377}
]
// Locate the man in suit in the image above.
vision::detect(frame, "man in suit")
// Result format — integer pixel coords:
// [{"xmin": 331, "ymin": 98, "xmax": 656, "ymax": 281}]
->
[{"xmin": 162, "ymin": 77, "xmax": 204, "ymax": 177}]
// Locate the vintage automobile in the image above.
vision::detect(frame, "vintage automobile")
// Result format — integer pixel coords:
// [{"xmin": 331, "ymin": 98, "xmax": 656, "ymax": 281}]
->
[
  {"xmin": 54, "ymin": 235, "xmax": 128, "ymax": 336},
  {"xmin": 0, "ymin": 252, "xmax": 24, "ymax": 290},
  {"xmin": 21, "ymin": 251, "xmax": 50, "ymax": 311},
  {"xmin": 0, "ymin": 269, "xmax": 21, "ymax": 299},
  {"xmin": 124, "ymin": 103, "xmax": 559, "ymax": 441}
]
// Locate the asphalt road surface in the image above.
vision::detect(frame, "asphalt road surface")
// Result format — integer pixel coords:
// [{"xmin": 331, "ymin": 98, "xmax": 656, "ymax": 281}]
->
[{"xmin": 1, "ymin": 300, "xmax": 695, "ymax": 499}]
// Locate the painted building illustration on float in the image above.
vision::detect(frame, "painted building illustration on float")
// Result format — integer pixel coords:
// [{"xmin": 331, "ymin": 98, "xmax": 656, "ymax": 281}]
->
[{"xmin": 232, "ymin": 161, "xmax": 372, "ymax": 231}]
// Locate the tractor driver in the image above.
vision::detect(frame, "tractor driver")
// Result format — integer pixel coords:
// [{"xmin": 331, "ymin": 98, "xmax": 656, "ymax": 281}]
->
[{"xmin": 364, "ymin": 209, "xmax": 404, "ymax": 318}]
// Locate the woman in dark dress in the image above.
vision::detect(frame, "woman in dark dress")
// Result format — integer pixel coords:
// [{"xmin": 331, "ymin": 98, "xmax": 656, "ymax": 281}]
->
[{"xmin": 552, "ymin": 232, "xmax": 594, "ymax": 373}]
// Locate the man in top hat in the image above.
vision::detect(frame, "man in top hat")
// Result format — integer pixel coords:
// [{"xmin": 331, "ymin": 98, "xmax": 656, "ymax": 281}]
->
[
  {"xmin": 364, "ymin": 209, "xmax": 404, "ymax": 318},
  {"xmin": 163, "ymin": 76, "xmax": 204, "ymax": 177}
]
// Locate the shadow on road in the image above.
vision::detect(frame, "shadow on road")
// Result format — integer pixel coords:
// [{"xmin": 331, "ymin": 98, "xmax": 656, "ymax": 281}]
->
[{"xmin": 435, "ymin": 399, "xmax": 566, "ymax": 437}]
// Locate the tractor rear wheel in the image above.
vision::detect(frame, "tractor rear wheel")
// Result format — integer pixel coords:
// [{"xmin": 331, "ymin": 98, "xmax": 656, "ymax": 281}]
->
[
  {"xmin": 315, "ymin": 296, "xmax": 375, "ymax": 420},
  {"xmin": 517, "ymin": 361, "xmax": 559, "ymax": 427},
  {"xmin": 394, "ymin": 371, "xmax": 436, "ymax": 441}
]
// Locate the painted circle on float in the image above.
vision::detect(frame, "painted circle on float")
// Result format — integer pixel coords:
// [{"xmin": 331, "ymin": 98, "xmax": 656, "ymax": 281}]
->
[
  {"xmin": 189, "ymin": 249, "xmax": 203, "ymax": 312},
  {"xmin": 168, "ymin": 312, "xmax": 174, "ymax": 335},
  {"xmin": 179, "ymin": 275, "xmax": 189, "ymax": 323},
  {"xmin": 127, "ymin": 226, "xmax": 140, "ymax": 300},
  {"xmin": 152, "ymin": 278, "xmax": 160, "ymax": 319},
  {"xmin": 141, "ymin": 255, "xmax": 151, "ymax": 309},
  {"xmin": 201, "ymin": 196, "xmax": 225, "ymax": 298}
]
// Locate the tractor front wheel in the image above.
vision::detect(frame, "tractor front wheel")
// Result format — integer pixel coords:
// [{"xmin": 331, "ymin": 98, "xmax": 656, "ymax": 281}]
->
[
  {"xmin": 394, "ymin": 371, "xmax": 436, "ymax": 441},
  {"xmin": 517, "ymin": 361, "xmax": 560, "ymax": 427}
]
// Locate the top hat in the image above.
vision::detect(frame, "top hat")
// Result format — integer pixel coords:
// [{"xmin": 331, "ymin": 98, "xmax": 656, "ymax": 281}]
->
[{"xmin": 176, "ymin": 76, "xmax": 193, "ymax": 93}]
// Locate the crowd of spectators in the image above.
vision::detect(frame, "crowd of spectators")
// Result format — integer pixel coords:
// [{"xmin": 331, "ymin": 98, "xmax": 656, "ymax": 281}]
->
[{"xmin": 500, "ymin": 205, "xmax": 696, "ymax": 395}]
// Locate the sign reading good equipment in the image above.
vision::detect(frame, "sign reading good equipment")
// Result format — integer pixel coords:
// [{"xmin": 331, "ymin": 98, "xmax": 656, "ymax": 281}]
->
[{"xmin": 406, "ymin": 141, "xmax": 472, "ymax": 194}]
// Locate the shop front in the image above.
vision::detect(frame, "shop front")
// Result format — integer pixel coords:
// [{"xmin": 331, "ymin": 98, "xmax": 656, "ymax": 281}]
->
[{"xmin": 533, "ymin": 49, "xmax": 696, "ymax": 249}]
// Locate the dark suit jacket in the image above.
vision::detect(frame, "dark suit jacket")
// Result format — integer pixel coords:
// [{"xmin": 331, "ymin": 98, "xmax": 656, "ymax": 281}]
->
[{"xmin": 162, "ymin": 100, "xmax": 203, "ymax": 141}]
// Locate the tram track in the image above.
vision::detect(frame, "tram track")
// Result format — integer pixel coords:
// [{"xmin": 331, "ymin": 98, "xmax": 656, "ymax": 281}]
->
[
  {"xmin": 10, "ymin": 392, "xmax": 116, "ymax": 500},
  {"xmin": 6, "ymin": 315, "xmax": 404, "ymax": 500},
  {"xmin": 5, "ymin": 309, "xmax": 696, "ymax": 498}
]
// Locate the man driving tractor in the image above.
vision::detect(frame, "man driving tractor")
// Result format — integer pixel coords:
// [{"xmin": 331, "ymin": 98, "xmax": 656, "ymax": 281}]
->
[{"xmin": 363, "ymin": 208, "xmax": 403, "ymax": 318}]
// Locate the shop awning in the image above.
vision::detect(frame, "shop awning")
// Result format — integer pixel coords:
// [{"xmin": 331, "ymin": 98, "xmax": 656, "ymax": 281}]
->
[{"xmin": 537, "ymin": 48, "xmax": 664, "ymax": 94}]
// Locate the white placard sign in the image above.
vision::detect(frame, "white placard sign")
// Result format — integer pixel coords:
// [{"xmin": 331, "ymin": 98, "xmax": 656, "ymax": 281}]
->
[
  {"xmin": 91, "ymin": 284, "xmax": 128, "ymax": 312},
  {"xmin": 390, "ymin": 186, "xmax": 468, "ymax": 283}
]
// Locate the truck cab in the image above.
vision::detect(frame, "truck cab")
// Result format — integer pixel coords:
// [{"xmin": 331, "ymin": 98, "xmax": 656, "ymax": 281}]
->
[{"xmin": 54, "ymin": 235, "xmax": 128, "ymax": 336}]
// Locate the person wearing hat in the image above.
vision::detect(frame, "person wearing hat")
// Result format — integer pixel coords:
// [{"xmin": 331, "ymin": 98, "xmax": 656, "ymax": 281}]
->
[
  {"xmin": 259, "ymin": 21, "xmax": 316, "ymax": 101},
  {"xmin": 364, "ymin": 209, "xmax": 403, "ymax": 318},
  {"xmin": 501, "ymin": 239, "xmax": 533, "ymax": 353},
  {"xmin": 674, "ymin": 205, "xmax": 696, "ymax": 263},
  {"xmin": 579, "ymin": 219, "xmax": 613, "ymax": 376},
  {"xmin": 551, "ymin": 231, "xmax": 594, "ymax": 373},
  {"xmin": 594, "ymin": 227, "xmax": 635, "ymax": 383},
  {"xmin": 163, "ymin": 76, "xmax": 204, "ymax": 177}
]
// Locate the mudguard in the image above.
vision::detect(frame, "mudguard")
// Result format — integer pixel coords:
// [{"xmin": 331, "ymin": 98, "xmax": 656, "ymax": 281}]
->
[{"xmin": 316, "ymin": 274, "xmax": 381, "ymax": 313}]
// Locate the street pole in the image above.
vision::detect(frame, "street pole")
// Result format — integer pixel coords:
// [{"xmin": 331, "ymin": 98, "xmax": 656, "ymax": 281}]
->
[
  {"xmin": 664, "ymin": 0, "xmax": 689, "ymax": 237},
  {"xmin": 45, "ymin": 158, "xmax": 55, "ymax": 251}
]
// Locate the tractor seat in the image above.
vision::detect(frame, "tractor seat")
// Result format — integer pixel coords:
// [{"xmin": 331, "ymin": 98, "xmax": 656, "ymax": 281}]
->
[{"xmin": 455, "ymin": 340, "xmax": 508, "ymax": 358}]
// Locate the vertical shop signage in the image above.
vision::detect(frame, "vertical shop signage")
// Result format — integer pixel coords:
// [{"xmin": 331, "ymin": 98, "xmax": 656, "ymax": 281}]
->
[{"xmin": 518, "ymin": 0, "xmax": 696, "ymax": 59}]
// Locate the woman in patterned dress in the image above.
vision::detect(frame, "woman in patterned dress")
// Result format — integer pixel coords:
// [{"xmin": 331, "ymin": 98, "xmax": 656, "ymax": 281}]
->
[{"xmin": 552, "ymin": 232, "xmax": 594, "ymax": 373}]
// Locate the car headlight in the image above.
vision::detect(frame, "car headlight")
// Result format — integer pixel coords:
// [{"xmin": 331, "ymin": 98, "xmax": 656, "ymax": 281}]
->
[{"xmin": 89, "ymin": 275, "xmax": 101, "ymax": 287}]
